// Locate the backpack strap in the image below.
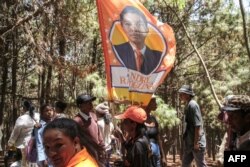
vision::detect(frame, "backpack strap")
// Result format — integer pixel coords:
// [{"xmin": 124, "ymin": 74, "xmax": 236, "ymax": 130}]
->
[{"xmin": 137, "ymin": 136, "xmax": 154, "ymax": 167}]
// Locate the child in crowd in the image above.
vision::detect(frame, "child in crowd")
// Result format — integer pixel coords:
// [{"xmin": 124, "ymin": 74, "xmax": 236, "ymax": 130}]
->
[
  {"xmin": 34, "ymin": 104, "xmax": 54, "ymax": 167},
  {"xmin": 54, "ymin": 101, "xmax": 68, "ymax": 119}
]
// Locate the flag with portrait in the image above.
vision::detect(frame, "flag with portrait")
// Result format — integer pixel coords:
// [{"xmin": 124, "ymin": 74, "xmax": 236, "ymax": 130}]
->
[{"xmin": 96, "ymin": 0, "xmax": 176, "ymax": 106}]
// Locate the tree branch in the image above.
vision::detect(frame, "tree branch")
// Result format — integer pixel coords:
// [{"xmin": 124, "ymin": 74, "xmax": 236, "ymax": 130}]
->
[
  {"xmin": 239, "ymin": 0, "xmax": 250, "ymax": 61},
  {"xmin": 0, "ymin": 0, "xmax": 53, "ymax": 38},
  {"xmin": 165, "ymin": 2, "xmax": 222, "ymax": 108}
]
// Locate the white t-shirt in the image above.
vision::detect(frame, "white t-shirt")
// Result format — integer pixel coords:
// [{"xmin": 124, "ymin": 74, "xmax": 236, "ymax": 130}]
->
[
  {"xmin": 97, "ymin": 118, "xmax": 114, "ymax": 151},
  {"xmin": 8, "ymin": 112, "xmax": 40, "ymax": 148},
  {"xmin": 10, "ymin": 160, "xmax": 21, "ymax": 167}
]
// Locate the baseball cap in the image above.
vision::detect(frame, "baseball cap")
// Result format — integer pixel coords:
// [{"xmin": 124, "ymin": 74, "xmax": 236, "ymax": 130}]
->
[
  {"xmin": 76, "ymin": 94, "xmax": 96, "ymax": 105},
  {"xmin": 178, "ymin": 85, "xmax": 195, "ymax": 96},
  {"xmin": 114, "ymin": 106, "xmax": 147, "ymax": 124},
  {"xmin": 221, "ymin": 95, "xmax": 250, "ymax": 112}
]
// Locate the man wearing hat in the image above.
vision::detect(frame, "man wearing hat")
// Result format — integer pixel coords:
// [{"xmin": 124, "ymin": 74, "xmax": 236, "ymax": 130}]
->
[
  {"xmin": 96, "ymin": 102, "xmax": 114, "ymax": 167},
  {"xmin": 114, "ymin": 106, "xmax": 151, "ymax": 167},
  {"xmin": 221, "ymin": 95, "xmax": 250, "ymax": 151},
  {"xmin": 74, "ymin": 94, "xmax": 105, "ymax": 149},
  {"xmin": 178, "ymin": 85, "xmax": 207, "ymax": 167}
]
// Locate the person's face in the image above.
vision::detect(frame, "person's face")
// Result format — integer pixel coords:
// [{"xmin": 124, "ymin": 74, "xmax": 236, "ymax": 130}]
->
[
  {"xmin": 55, "ymin": 107, "xmax": 63, "ymax": 114},
  {"xmin": 179, "ymin": 93, "xmax": 190, "ymax": 102},
  {"xmin": 43, "ymin": 129, "xmax": 80, "ymax": 167},
  {"xmin": 42, "ymin": 106, "xmax": 54, "ymax": 121},
  {"xmin": 227, "ymin": 111, "xmax": 247, "ymax": 133},
  {"xmin": 79, "ymin": 102, "xmax": 93, "ymax": 113},
  {"xmin": 121, "ymin": 13, "xmax": 148, "ymax": 47},
  {"xmin": 22, "ymin": 106, "xmax": 27, "ymax": 113},
  {"xmin": 121, "ymin": 119, "xmax": 136, "ymax": 137}
]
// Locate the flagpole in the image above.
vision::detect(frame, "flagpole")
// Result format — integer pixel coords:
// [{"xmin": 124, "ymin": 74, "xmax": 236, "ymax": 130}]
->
[{"xmin": 96, "ymin": 0, "xmax": 113, "ymax": 101}]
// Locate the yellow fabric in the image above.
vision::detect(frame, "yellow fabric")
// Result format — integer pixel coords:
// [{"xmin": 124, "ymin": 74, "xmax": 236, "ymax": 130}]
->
[{"xmin": 66, "ymin": 147, "xmax": 98, "ymax": 167}]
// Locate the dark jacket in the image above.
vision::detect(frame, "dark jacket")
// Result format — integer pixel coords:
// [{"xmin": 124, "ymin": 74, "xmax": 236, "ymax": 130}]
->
[
  {"xmin": 114, "ymin": 42, "xmax": 163, "ymax": 75},
  {"xmin": 124, "ymin": 135, "xmax": 152, "ymax": 167}
]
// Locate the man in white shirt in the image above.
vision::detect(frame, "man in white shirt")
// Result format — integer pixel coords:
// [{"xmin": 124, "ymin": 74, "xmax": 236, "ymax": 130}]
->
[{"xmin": 95, "ymin": 102, "xmax": 114, "ymax": 167}]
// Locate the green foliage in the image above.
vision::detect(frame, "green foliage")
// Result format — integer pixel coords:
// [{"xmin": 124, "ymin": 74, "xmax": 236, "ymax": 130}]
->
[
  {"xmin": 84, "ymin": 72, "xmax": 107, "ymax": 99},
  {"xmin": 145, "ymin": 0, "xmax": 187, "ymax": 10},
  {"xmin": 154, "ymin": 96, "xmax": 180, "ymax": 129}
]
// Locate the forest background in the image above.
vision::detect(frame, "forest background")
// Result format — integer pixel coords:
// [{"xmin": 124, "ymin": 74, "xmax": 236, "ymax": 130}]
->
[{"xmin": 0, "ymin": 0, "xmax": 249, "ymax": 164}]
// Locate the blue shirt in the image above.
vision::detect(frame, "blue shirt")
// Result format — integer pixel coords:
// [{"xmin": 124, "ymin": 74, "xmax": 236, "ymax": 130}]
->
[{"xmin": 34, "ymin": 120, "xmax": 53, "ymax": 166}]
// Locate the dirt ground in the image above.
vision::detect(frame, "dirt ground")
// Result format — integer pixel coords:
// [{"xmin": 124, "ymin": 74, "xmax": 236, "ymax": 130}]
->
[{"xmin": 166, "ymin": 155, "xmax": 219, "ymax": 167}]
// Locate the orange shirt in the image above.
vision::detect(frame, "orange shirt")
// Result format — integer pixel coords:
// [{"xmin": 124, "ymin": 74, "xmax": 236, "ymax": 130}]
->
[{"xmin": 66, "ymin": 147, "xmax": 98, "ymax": 167}]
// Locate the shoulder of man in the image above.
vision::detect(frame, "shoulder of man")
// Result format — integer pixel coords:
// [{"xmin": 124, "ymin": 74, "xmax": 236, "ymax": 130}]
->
[
  {"xmin": 114, "ymin": 42, "xmax": 132, "ymax": 51},
  {"xmin": 74, "ymin": 115, "xmax": 83, "ymax": 125},
  {"xmin": 145, "ymin": 46, "xmax": 162, "ymax": 57},
  {"xmin": 188, "ymin": 99, "xmax": 199, "ymax": 108},
  {"xmin": 74, "ymin": 112, "xmax": 94, "ymax": 127},
  {"xmin": 89, "ymin": 112, "xmax": 97, "ymax": 122}
]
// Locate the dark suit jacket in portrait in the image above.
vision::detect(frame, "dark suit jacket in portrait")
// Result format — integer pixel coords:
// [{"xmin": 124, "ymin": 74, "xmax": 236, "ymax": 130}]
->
[{"xmin": 113, "ymin": 42, "xmax": 162, "ymax": 75}]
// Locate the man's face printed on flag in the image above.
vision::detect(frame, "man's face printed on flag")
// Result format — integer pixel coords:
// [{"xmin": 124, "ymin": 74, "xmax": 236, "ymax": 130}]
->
[{"xmin": 121, "ymin": 12, "xmax": 148, "ymax": 48}]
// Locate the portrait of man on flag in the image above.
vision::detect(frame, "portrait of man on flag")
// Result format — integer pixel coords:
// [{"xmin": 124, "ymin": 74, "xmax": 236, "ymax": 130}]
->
[
  {"xmin": 97, "ymin": 0, "xmax": 176, "ymax": 105},
  {"xmin": 110, "ymin": 6, "xmax": 166, "ymax": 75}
]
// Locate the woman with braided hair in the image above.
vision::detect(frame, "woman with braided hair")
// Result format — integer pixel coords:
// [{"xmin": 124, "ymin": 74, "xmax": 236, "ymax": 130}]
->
[{"xmin": 8, "ymin": 100, "xmax": 40, "ymax": 167}]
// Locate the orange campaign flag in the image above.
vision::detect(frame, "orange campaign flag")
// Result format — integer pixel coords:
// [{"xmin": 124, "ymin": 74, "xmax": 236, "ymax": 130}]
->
[{"xmin": 96, "ymin": 0, "xmax": 176, "ymax": 106}]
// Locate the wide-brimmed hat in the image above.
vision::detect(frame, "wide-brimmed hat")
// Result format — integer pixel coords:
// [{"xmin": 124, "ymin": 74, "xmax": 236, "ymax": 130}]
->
[
  {"xmin": 95, "ymin": 102, "xmax": 109, "ymax": 114},
  {"xmin": 178, "ymin": 85, "xmax": 195, "ymax": 96},
  {"xmin": 114, "ymin": 106, "xmax": 147, "ymax": 124},
  {"xmin": 76, "ymin": 94, "xmax": 96, "ymax": 105},
  {"xmin": 221, "ymin": 95, "xmax": 250, "ymax": 112}
]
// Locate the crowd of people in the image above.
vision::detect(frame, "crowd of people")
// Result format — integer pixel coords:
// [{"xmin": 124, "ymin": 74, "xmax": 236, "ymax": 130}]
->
[{"xmin": 4, "ymin": 86, "xmax": 250, "ymax": 167}]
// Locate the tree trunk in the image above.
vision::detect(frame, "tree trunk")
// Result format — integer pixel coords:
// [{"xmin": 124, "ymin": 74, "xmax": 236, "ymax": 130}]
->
[
  {"xmin": 40, "ymin": 61, "xmax": 46, "ymax": 105},
  {"xmin": 207, "ymin": 127, "xmax": 212, "ymax": 158},
  {"xmin": 177, "ymin": 125, "xmax": 181, "ymax": 156},
  {"xmin": 45, "ymin": 30, "xmax": 54, "ymax": 103},
  {"xmin": 239, "ymin": 0, "xmax": 250, "ymax": 61},
  {"xmin": 212, "ymin": 130, "xmax": 216, "ymax": 161},
  {"xmin": 168, "ymin": 6, "xmax": 222, "ymax": 108},
  {"xmin": 91, "ymin": 35, "xmax": 98, "ymax": 65},
  {"xmin": 70, "ymin": 42, "xmax": 77, "ymax": 99},
  {"xmin": 38, "ymin": 73, "xmax": 41, "ymax": 105},
  {"xmin": 0, "ymin": 1, "xmax": 53, "ymax": 37},
  {"xmin": 11, "ymin": 29, "xmax": 18, "ymax": 123},
  {"xmin": 45, "ymin": 65, "xmax": 52, "ymax": 103},
  {"xmin": 0, "ymin": 51, "xmax": 9, "ymax": 126},
  {"xmin": 58, "ymin": 38, "xmax": 65, "ymax": 100}
]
